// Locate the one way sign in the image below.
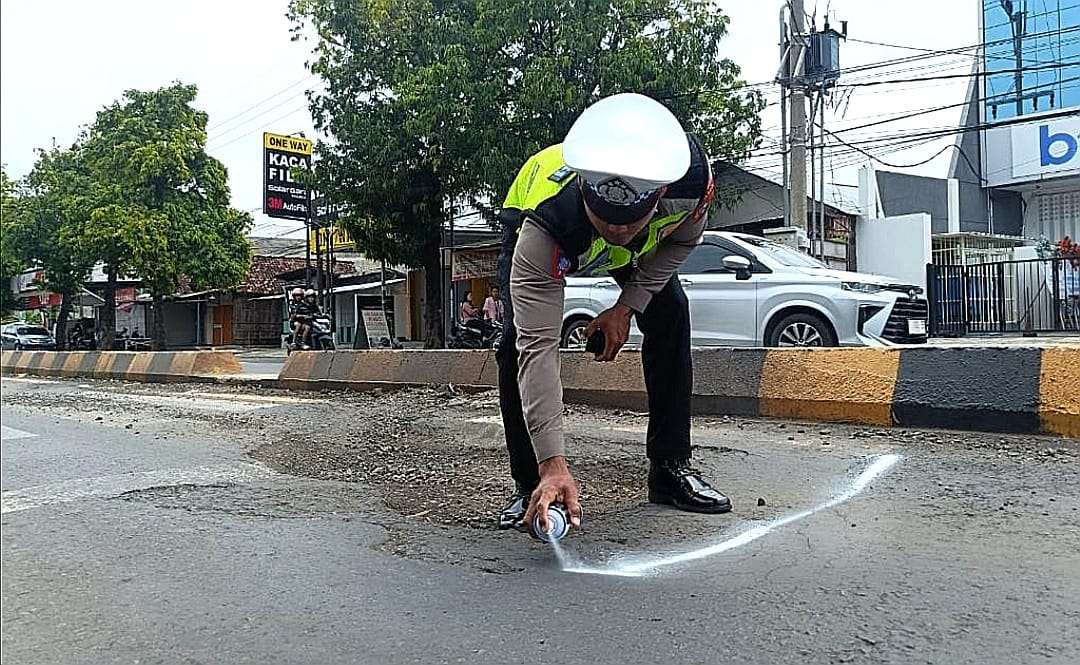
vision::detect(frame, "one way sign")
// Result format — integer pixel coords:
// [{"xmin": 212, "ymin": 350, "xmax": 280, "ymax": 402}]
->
[{"xmin": 263, "ymin": 132, "xmax": 313, "ymax": 220}]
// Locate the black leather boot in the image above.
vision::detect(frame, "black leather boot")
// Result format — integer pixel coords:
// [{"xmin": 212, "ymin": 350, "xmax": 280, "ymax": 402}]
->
[
  {"xmin": 648, "ymin": 458, "xmax": 732, "ymax": 514},
  {"xmin": 497, "ymin": 484, "xmax": 534, "ymax": 530}
]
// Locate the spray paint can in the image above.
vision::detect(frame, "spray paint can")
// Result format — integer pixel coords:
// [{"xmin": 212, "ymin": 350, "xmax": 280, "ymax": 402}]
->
[{"xmin": 532, "ymin": 503, "xmax": 570, "ymax": 543}]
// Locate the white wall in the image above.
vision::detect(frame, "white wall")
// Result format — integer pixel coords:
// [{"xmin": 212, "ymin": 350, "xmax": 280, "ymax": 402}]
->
[
  {"xmin": 856, "ymin": 213, "xmax": 933, "ymax": 290},
  {"xmin": 393, "ymin": 283, "xmax": 408, "ymax": 340}
]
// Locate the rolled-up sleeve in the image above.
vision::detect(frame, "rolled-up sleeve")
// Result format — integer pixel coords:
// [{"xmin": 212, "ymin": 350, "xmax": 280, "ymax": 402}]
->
[{"xmin": 510, "ymin": 221, "xmax": 567, "ymax": 462}]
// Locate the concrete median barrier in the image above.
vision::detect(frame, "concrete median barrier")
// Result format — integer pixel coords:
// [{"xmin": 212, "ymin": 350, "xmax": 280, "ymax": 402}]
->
[
  {"xmin": 277, "ymin": 346, "xmax": 1078, "ymax": 437},
  {"xmin": 1, "ymin": 350, "xmax": 243, "ymax": 383}
]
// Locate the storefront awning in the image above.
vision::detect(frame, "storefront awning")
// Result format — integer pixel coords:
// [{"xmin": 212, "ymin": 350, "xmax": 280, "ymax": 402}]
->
[{"xmin": 247, "ymin": 279, "xmax": 405, "ymax": 301}]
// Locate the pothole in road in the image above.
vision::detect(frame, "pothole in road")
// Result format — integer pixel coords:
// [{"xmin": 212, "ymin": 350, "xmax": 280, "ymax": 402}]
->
[{"xmin": 113, "ymin": 482, "xmax": 369, "ymax": 519}]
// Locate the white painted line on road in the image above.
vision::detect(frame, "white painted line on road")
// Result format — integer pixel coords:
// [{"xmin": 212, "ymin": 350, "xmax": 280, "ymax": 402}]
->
[
  {"xmin": 177, "ymin": 390, "xmax": 322, "ymax": 405},
  {"xmin": 73, "ymin": 390, "xmax": 280, "ymax": 413},
  {"xmin": 467, "ymin": 415, "xmax": 647, "ymax": 435},
  {"xmin": 561, "ymin": 453, "xmax": 901, "ymax": 578},
  {"xmin": 1, "ymin": 377, "xmax": 58, "ymax": 385},
  {"xmin": 0, "ymin": 462, "xmax": 278, "ymax": 514},
  {"xmin": 1, "ymin": 425, "xmax": 37, "ymax": 441}
]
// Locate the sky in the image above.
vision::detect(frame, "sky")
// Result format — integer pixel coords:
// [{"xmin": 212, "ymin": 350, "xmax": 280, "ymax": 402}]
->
[{"xmin": 1, "ymin": 1, "xmax": 979, "ymax": 237}]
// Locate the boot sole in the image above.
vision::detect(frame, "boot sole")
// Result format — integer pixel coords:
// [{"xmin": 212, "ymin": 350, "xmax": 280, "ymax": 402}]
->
[{"xmin": 648, "ymin": 490, "xmax": 733, "ymax": 514}]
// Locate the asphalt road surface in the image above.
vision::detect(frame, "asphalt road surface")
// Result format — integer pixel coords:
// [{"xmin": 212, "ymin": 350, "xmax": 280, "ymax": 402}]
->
[{"xmin": 2, "ymin": 376, "xmax": 1078, "ymax": 665}]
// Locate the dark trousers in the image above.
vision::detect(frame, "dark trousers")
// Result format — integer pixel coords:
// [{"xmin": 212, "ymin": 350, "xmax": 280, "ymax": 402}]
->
[{"xmin": 494, "ymin": 226, "xmax": 693, "ymax": 492}]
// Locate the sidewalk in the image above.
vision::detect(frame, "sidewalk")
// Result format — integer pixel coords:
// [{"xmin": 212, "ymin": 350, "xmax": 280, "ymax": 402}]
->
[{"xmin": 925, "ymin": 334, "xmax": 1080, "ymax": 347}]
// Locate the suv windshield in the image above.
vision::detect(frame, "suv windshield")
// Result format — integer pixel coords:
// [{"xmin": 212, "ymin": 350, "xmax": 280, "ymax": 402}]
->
[
  {"xmin": 736, "ymin": 236, "xmax": 828, "ymax": 269},
  {"xmin": 17, "ymin": 326, "xmax": 50, "ymax": 336}
]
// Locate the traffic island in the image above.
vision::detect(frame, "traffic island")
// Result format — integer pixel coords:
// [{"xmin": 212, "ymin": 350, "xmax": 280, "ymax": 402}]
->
[{"xmin": 278, "ymin": 346, "xmax": 1079, "ymax": 438}]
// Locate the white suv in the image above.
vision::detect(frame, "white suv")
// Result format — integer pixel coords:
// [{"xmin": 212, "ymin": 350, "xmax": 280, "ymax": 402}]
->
[{"xmin": 561, "ymin": 231, "xmax": 928, "ymax": 348}]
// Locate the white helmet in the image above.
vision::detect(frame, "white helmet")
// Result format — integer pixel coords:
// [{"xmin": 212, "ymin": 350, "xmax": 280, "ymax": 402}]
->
[{"xmin": 563, "ymin": 93, "xmax": 690, "ymax": 225}]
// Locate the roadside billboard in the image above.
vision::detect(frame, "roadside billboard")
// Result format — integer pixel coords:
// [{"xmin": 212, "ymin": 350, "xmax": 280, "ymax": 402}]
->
[
  {"xmin": 983, "ymin": 113, "xmax": 1080, "ymax": 187},
  {"xmin": 263, "ymin": 132, "xmax": 312, "ymax": 220},
  {"xmin": 308, "ymin": 225, "xmax": 356, "ymax": 253}
]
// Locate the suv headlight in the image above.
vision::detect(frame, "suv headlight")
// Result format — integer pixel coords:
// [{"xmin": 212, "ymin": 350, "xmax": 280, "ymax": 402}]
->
[{"xmin": 841, "ymin": 281, "xmax": 883, "ymax": 294}]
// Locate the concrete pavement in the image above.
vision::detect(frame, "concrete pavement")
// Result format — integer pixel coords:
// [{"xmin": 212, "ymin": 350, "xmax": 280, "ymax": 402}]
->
[{"xmin": 2, "ymin": 376, "xmax": 1078, "ymax": 664}]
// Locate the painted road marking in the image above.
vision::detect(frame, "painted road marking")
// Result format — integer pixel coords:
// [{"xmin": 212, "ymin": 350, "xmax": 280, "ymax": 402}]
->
[
  {"xmin": 73, "ymin": 390, "xmax": 283, "ymax": 413},
  {"xmin": 1, "ymin": 425, "xmax": 37, "ymax": 441},
  {"xmin": 0, "ymin": 462, "xmax": 278, "ymax": 514},
  {"xmin": 467, "ymin": 415, "xmax": 647, "ymax": 435},
  {"xmin": 560, "ymin": 453, "xmax": 901, "ymax": 578}
]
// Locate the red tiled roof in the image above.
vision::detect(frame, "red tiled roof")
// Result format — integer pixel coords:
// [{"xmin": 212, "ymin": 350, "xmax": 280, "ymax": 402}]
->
[{"xmin": 235, "ymin": 255, "xmax": 354, "ymax": 296}]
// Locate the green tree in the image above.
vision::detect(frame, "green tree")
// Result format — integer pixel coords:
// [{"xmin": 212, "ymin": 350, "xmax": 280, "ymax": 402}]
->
[
  {"xmin": 82, "ymin": 83, "xmax": 253, "ymax": 350},
  {"xmin": 288, "ymin": 0, "xmax": 764, "ymax": 346},
  {"xmin": 1, "ymin": 166, "xmax": 24, "ymax": 316},
  {"xmin": 6, "ymin": 147, "xmax": 98, "ymax": 348}
]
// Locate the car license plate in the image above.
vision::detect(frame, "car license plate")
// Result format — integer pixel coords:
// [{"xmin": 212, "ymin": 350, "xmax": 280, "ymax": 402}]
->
[{"xmin": 907, "ymin": 319, "xmax": 927, "ymax": 335}]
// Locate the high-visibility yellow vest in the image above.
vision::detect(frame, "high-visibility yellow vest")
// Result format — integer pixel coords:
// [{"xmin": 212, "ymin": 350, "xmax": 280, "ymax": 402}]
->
[{"xmin": 502, "ymin": 144, "xmax": 688, "ymax": 276}]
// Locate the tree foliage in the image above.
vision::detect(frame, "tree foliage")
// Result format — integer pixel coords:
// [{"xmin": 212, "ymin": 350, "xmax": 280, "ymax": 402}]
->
[
  {"xmin": 81, "ymin": 83, "xmax": 253, "ymax": 348},
  {"xmin": 4, "ymin": 147, "xmax": 99, "ymax": 345},
  {"xmin": 1, "ymin": 166, "xmax": 24, "ymax": 315},
  {"xmin": 288, "ymin": 0, "xmax": 764, "ymax": 345}
]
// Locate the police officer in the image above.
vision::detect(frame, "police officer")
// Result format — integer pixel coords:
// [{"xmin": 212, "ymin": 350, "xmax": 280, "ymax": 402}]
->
[{"xmin": 495, "ymin": 93, "xmax": 732, "ymax": 534}]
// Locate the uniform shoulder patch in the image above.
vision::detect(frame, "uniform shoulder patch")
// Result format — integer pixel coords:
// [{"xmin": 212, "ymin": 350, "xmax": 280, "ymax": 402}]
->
[
  {"xmin": 548, "ymin": 166, "xmax": 575, "ymax": 183},
  {"xmin": 551, "ymin": 247, "xmax": 573, "ymax": 279}
]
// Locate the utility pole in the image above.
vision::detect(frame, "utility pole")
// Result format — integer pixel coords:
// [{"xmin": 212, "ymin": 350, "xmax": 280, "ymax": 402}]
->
[{"xmin": 787, "ymin": 0, "xmax": 808, "ymax": 231}]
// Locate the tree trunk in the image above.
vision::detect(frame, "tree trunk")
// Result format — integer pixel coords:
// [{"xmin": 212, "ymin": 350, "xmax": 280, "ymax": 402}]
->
[
  {"xmin": 100, "ymin": 266, "xmax": 117, "ymax": 350},
  {"xmin": 55, "ymin": 290, "xmax": 72, "ymax": 351},
  {"xmin": 422, "ymin": 233, "xmax": 444, "ymax": 348},
  {"xmin": 151, "ymin": 292, "xmax": 167, "ymax": 351}
]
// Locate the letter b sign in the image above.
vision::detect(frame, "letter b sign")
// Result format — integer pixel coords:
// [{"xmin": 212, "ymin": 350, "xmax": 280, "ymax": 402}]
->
[{"xmin": 1040, "ymin": 124, "xmax": 1078, "ymax": 167}]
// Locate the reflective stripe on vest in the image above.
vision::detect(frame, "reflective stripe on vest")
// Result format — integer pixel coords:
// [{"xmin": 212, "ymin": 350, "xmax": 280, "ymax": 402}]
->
[
  {"xmin": 503, "ymin": 143, "xmax": 687, "ymax": 275},
  {"xmin": 576, "ymin": 211, "xmax": 688, "ymax": 277}
]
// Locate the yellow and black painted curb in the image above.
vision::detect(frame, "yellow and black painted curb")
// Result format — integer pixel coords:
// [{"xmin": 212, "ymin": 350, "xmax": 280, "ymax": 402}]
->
[
  {"xmin": 1, "ymin": 350, "xmax": 243, "ymax": 383},
  {"xmin": 278, "ymin": 347, "xmax": 1079, "ymax": 438}
]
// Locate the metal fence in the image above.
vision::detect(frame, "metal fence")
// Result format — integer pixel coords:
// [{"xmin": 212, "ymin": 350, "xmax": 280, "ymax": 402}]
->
[{"xmin": 927, "ymin": 257, "xmax": 1080, "ymax": 336}]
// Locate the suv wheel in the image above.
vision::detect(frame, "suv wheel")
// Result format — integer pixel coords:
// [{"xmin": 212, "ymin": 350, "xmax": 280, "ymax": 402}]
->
[
  {"xmin": 561, "ymin": 317, "xmax": 591, "ymax": 349},
  {"xmin": 768, "ymin": 312, "xmax": 837, "ymax": 347}
]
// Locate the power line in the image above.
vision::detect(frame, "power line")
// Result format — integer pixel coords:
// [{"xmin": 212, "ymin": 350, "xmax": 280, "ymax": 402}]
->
[
  {"xmin": 208, "ymin": 74, "xmax": 315, "ymax": 132},
  {"xmin": 837, "ymin": 62, "xmax": 1073, "ymax": 88},
  {"xmin": 207, "ymin": 92, "xmax": 312, "ymax": 145},
  {"xmin": 824, "ymin": 75, "xmax": 1080, "ymax": 139},
  {"xmin": 743, "ymin": 102, "xmax": 1079, "ymax": 164},
  {"xmin": 665, "ymin": 25, "xmax": 1078, "ymax": 102},
  {"xmin": 841, "ymin": 24, "xmax": 1079, "ymax": 76},
  {"xmin": 207, "ymin": 102, "xmax": 313, "ymax": 152},
  {"xmin": 824, "ymin": 133, "xmax": 954, "ymax": 170}
]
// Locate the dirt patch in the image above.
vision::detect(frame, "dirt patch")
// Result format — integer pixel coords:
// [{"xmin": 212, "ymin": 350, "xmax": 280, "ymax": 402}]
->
[{"xmin": 251, "ymin": 389, "xmax": 655, "ymax": 528}]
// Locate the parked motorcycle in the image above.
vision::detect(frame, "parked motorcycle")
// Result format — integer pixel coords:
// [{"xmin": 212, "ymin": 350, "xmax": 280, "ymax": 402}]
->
[
  {"xmin": 66, "ymin": 321, "xmax": 98, "ymax": 350},
  {"xmin": 448, "ymin": 318, "xmax": 502, "ymax": 349},
  {"xmin": 286, "ymin": 315, "xmax": 337, "ymax": 353}
]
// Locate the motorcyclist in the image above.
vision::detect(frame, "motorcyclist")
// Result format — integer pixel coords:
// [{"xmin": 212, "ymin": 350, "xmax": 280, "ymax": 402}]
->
[{"xmin": 288, "ymin": 287, "xmax": 315, "ymax": 350}]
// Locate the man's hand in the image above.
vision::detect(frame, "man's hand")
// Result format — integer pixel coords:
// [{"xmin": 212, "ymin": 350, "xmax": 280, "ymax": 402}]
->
[
  {"xmin": 524, "ymin": 456, "xmax": 583, "ymax": 535},
  {"xmin": 586, "ymin": 303, "xmax": 634, "ymax": 361}
]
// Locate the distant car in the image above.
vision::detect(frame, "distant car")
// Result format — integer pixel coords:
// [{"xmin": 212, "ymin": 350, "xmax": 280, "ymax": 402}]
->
[
  {"xmin": 561, "ymin": 231, "xmax": 928, "ymax": 348},
  {"xmin": 1, "ymin": 324, "xmax": 57, "ymax": 351}
]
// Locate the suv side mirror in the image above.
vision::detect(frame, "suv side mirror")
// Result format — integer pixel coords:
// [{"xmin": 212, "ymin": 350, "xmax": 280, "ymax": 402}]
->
[{"xmin": 722, "ymin": 255, "xmax": 753, "ymax": 281}]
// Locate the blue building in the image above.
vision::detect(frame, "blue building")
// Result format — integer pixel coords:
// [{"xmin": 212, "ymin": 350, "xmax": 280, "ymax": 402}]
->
[
  {"xmin": 948, "ymin": 0, "xmax": 1079, "ymax": 238},
  {"xmin": 873, "ymin": 1, "xmax": 1078, "ymax": 239}
]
